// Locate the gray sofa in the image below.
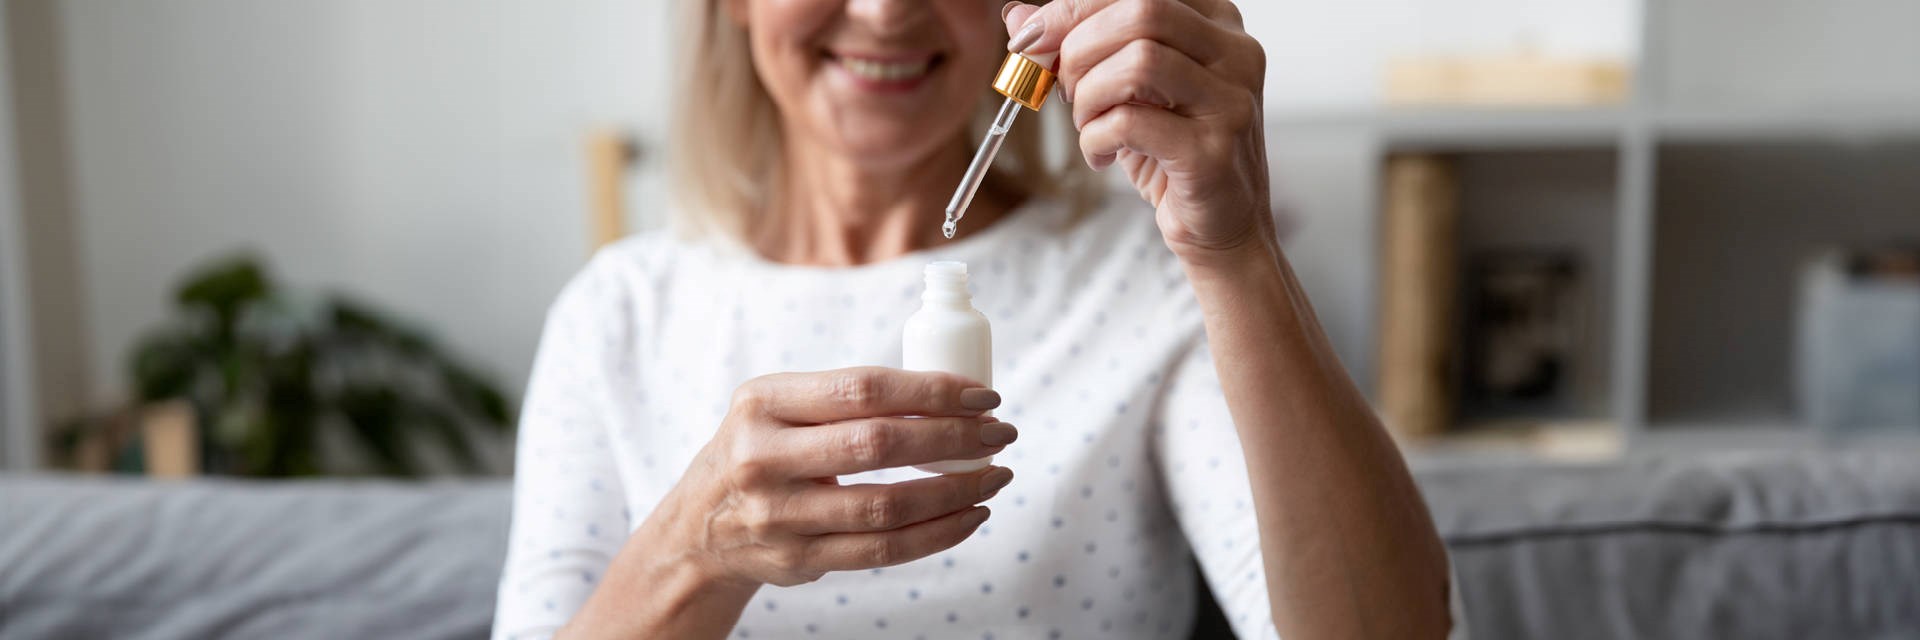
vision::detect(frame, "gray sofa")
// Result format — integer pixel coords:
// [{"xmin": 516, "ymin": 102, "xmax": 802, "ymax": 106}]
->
[{"xmin": 5, "ymin": 451, "xmax": 1919, "ymax": 639}]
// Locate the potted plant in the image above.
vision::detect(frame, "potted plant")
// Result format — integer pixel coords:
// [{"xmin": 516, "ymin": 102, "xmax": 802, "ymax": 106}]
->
[{"xmin": 56, "ymin": 254, "xmax": 513, "ymax": 477}]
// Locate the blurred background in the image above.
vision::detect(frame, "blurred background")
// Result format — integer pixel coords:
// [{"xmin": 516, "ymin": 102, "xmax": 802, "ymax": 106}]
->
[{"xmin": 1, "ymin": 0, "xmax": 1918, "ymax": 637}]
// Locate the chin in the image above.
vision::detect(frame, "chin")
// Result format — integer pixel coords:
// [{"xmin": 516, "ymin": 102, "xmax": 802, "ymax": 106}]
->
[
  {"xmin": 837, "ymin": 134, "xmax": 953, "ymax": 170},
  {"xmin": 820, "ymin": 111, "xmax": 971, "ymax": 168}
]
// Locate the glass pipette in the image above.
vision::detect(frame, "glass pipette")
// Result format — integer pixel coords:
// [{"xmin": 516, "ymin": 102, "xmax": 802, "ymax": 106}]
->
[{"xmin": 942, "ymin": 51, "xmax": 1058, "ymax": 239}]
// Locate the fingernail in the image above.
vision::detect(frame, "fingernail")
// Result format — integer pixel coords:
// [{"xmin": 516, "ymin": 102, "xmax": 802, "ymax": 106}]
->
[
  {"xmin": 1001, "ymin": 1, "xmax": 1022, "ymax": 20},
  {"xmin": 981, "ymin": 422, "xmax": 1018, "ymax": 446},
  {"xmin": 1007, "ymin": 21, "xmax": 1043, "ymax": 53},
  {"xmin": 960, "ymin": 388, "xmax": 1002, "ymax": 411},
  {"xmin": 1057, "ymin": 83, "xmax": 1072, "ymax": 105},
  {"xmin": 980, "ymin": 467, "xmax": 1014, "ymax": 498},
  {"xmin": 964, "ymin": 506, "xmax": 991, "ymax": 527}
]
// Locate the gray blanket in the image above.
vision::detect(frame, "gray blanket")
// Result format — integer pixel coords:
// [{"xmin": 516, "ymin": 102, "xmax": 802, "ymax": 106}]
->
[{"xmin": 5, "ymin": 450, "xmax": 1920, "ymax": 639}]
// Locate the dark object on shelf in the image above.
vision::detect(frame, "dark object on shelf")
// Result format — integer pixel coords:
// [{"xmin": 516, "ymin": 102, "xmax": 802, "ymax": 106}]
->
[
  {"xmin": 1460, "ymin": 251, "xmax": 1587, "ymax": 419},
  {"xmin": 52, "ymin": 254, "xmax": 514, "ymax": 477},
  {"xmin": 1797, "ymin": 247, "xmax": 1920, "ymax": 434}
]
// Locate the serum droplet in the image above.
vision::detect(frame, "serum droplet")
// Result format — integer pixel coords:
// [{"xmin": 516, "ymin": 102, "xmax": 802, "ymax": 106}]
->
[{"xmin": 942, "ymin": 218, "xmax": 958, "ymax": 239}]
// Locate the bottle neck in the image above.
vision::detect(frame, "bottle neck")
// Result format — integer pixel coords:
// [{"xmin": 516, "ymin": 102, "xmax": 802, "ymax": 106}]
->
[{"xmin": 921, "ymin": 272, "xmax": 975, "ymax": 309}]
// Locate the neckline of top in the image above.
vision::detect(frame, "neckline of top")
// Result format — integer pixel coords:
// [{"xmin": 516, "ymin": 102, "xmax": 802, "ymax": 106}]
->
[{"xmin": 705, "ymin": 196, "xmax": 1061, "ymax": 277}]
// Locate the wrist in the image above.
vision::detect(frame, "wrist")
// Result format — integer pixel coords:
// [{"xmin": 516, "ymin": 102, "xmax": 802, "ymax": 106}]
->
[
  {"xmin": 1175, "ymin": 232, "xmax": 1285, "ymax": 292},
  {"xmin": 564, "ymin": 495, "xmax": 760, "ymax": 639},
  {"xmin": 638, "ymin": 489, "xmax": 761, "ymax": 598}
]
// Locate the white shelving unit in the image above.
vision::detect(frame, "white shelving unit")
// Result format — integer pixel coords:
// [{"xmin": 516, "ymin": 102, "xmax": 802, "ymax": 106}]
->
[{"xmin": 1267, "ymin": 0, "xmax": 1920, "ymax": 460}]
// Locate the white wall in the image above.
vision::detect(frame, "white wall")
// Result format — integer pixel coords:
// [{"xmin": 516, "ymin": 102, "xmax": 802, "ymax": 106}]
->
[
  {"xmin": 55, "ymin": 0, "xmax": 675, "ymax": 408},
  {"xmin": 1244, "ymin": 0, "xmax": 1637, "ymax": 113}
]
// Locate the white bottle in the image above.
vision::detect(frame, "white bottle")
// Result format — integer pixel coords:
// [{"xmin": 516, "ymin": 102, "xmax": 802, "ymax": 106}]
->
[{"xmin": 903, "ymin": 261, "xmax": 994, "ymax": 474}]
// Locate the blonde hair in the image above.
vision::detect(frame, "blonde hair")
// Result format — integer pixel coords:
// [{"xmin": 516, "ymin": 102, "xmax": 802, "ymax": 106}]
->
[{"xmin": 667, "ymin": 0, "xmax": 1100, "ymax": 241}]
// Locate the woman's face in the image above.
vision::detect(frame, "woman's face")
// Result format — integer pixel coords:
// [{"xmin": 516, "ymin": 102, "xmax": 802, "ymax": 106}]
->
[{"xmin": 729, "ymin": 0, "xmax": 1004, "ymax": 170}]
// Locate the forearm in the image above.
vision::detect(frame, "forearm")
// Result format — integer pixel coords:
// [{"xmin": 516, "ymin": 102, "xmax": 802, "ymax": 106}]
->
[
  {"xmin": 1180, "ymin": 238, "xmax": 1452, "ymax": 638},
  {"xmin": 558, "ymin": 495, "xmax": 758, "ymax": 640}
]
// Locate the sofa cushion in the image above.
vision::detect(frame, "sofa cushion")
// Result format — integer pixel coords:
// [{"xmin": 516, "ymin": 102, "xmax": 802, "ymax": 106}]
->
[
  {"xmin": 1416, "ymin": 450, "xmax": 1920, "ymax": 639},
  {"xmin": 0, "ymin": 476, "xmax": 508, "ymax": 639}
]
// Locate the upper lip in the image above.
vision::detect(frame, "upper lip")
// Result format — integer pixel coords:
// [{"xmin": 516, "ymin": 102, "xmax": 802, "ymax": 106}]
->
[{"xmin": 827, "ymin": 50, "xmax": 939, "ymax": 63}]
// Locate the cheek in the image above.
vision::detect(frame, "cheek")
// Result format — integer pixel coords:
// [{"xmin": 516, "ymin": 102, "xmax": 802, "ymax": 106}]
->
[{"xmin": 742, "ymin": 0, "xmax": 847, "ymax": 104}]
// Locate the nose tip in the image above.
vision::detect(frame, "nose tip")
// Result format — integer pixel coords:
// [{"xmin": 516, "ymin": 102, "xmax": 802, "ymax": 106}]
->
[{"xmin": 843, "ymin": 0, "xmax": 926, "ymax": 33}]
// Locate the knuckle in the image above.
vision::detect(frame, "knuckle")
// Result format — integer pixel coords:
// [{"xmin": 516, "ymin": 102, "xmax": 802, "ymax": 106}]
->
[
  {"xmin": 864, "ymin": 493, "xmax": 906, "ymax": 530},
  {"xmin": 1123, "ymin": 38, "xmax": 1160, "ymax": 65},
  {"xmin": 1126, "ymin": 0, "xmax": 1166, "ymax": 26},
  {"xmin": 845, "ymin": 421, "xmax": 895, "ymax": 467},
  {"xmin": 863, "ymin": 536, "xmax": 900, "ymax": 566},
  {"xmin": 728, "ymin": 444, "xmax": 777, "ymax": 485},
  {"xmin": 730, "ymin": 377, "xmax": 769, "ymax": 412},
  {"xmin": 830, "ymin": 370, "xmax": 881, "ymax": 410},
  {"xmin": 770, "ymin": 545, "xmax": 809, "ymax": 575},
  {"xmin": 1122, "ymin": 44, "xmax": 1160, "ymax": 92},
  {"xmin": 1243, "ymin": 36, "xmax": 1268, "ymax": 78},
  {"xmin": 1220, "ymin": 1, "xmax": 1245, "ymax": 27},
  {"xmin": 741, "ymin": 495, "xmax": 780, "ymax": 536}
]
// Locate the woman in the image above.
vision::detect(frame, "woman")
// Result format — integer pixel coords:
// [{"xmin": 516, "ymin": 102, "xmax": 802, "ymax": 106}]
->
[{"xmin": 494, "ymin": 1, "xmax": 1454, "ymax": 638}]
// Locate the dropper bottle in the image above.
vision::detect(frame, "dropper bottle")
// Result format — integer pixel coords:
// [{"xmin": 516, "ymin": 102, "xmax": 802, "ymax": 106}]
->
[
  {"xmin": 942, "ymin": 51, "xmax": 1058, "ymax": 239},
  {"xmin": 903, "ymin": 261, "xmax": 994, "ymax": 474}
]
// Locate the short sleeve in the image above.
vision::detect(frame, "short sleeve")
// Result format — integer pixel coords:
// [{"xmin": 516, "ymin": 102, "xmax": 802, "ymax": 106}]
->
[
  {"xmin": 1152, "ymin": 339, "xmax": 1282, "ymax": 640},
  {"xmin": 492, "ymin": 260, "xmax": 638, "ymax": 640}
]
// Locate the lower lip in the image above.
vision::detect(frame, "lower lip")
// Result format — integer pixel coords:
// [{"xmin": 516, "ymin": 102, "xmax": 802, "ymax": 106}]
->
[{"xmin": 831, "ymin": 59, "xmax": 937, "ymax": 93}]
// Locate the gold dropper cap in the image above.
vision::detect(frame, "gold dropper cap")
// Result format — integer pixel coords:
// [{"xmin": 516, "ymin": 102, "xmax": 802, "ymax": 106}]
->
[{"xmin": 993, "ymin": 51, "xmax": 1056, "ymax": 111}]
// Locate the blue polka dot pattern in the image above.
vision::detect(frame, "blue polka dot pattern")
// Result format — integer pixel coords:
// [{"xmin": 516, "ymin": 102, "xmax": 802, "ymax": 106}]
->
[{"xmin": 492, "ymin": 200, "xmax": 1287, "ymax": 639}]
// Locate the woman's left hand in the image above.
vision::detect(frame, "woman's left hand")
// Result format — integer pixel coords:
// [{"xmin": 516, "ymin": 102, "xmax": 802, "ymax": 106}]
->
[{"xmin": 1004, "ymin": 0, "xmax": 1272, "ymax": 263}]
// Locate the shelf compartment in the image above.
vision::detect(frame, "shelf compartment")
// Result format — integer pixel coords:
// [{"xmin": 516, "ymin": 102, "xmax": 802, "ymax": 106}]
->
[{"xmin": 1645, "ymin": 141, "xmax": 1920, "ymax": 431}]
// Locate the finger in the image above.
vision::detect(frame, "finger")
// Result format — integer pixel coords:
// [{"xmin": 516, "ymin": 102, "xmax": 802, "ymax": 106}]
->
[
  {"xmin": 776, "ymin": 416, "xmax": 1018, "ymax": 477},
  {"xmin": 737, "ymin": 367, "xmax": 1000, "ymax": 423},
  {"xmin": 1078, "ymin": 103, "xmax": 1214, "ymax": 172},
  {"xmin": 804, "ymin": 506, "xmax": 991, "ymax": 572},
  {"xmin": 1059, "ymin": 3, "xmax": 1267, "ymax": 101},
  {"xmin": 785, "ymin": 466, "xmax": 1014, "ymax": 535},
  {"xmin": 1005, "ymin": 0, "xmax": 1240, "ymax": 57},
  {"xmin": 1069, "ymin": 39, "xmax": 1234, "ymax": 131},
  {"xmin": 1003, "ymin": 2, "xmax": 1040, "ymax": 39},
  {"xmin": 1057, "ymin": 0, "xmax": 1226, "ymax": 78}
]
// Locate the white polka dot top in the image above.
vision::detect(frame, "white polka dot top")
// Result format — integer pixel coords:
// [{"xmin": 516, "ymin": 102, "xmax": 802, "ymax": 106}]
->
[{"xmin": 493, "ymin": 195, "xmax": 1283, "ymax": 639}]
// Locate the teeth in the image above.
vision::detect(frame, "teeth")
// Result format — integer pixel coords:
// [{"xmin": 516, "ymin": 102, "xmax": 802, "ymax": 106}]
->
[{"xmin": 841, "ymin": 57, "xmax": 931, "ymax": 82}]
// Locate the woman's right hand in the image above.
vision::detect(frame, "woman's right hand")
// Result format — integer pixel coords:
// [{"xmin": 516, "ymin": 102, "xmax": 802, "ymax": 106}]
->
[{"xmin": 657, "ymin": 366, "xmax": 1016, "ymax": 588}]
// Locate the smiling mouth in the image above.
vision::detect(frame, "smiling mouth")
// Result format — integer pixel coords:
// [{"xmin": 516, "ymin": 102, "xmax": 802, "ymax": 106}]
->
[{"xmin": 828, "ymin": 52, "xmax": 943, "ymax": 83}]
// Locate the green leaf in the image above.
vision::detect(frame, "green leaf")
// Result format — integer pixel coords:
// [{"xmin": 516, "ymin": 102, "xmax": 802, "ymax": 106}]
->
[
  {"xmin": 129, "ymin": 327, "xmax": 207, "ymax": 402},
  {"xmin": 411, "ymin": 402, "xmax": 485, "ymax": 474},
  {"xmin": 175, "ymin": 254, "xmax": 273, "ymax": 331},
  {"xmin": 331, "ymin": 298, "xmax": 432, "ymax": 356},
  {"xmin": 334, "ymin": 385, "xmax": 420, "ymax": 477},
  {"xmin": 440, "ymin": 363, "xmax": 512, "ymax": 429}
]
